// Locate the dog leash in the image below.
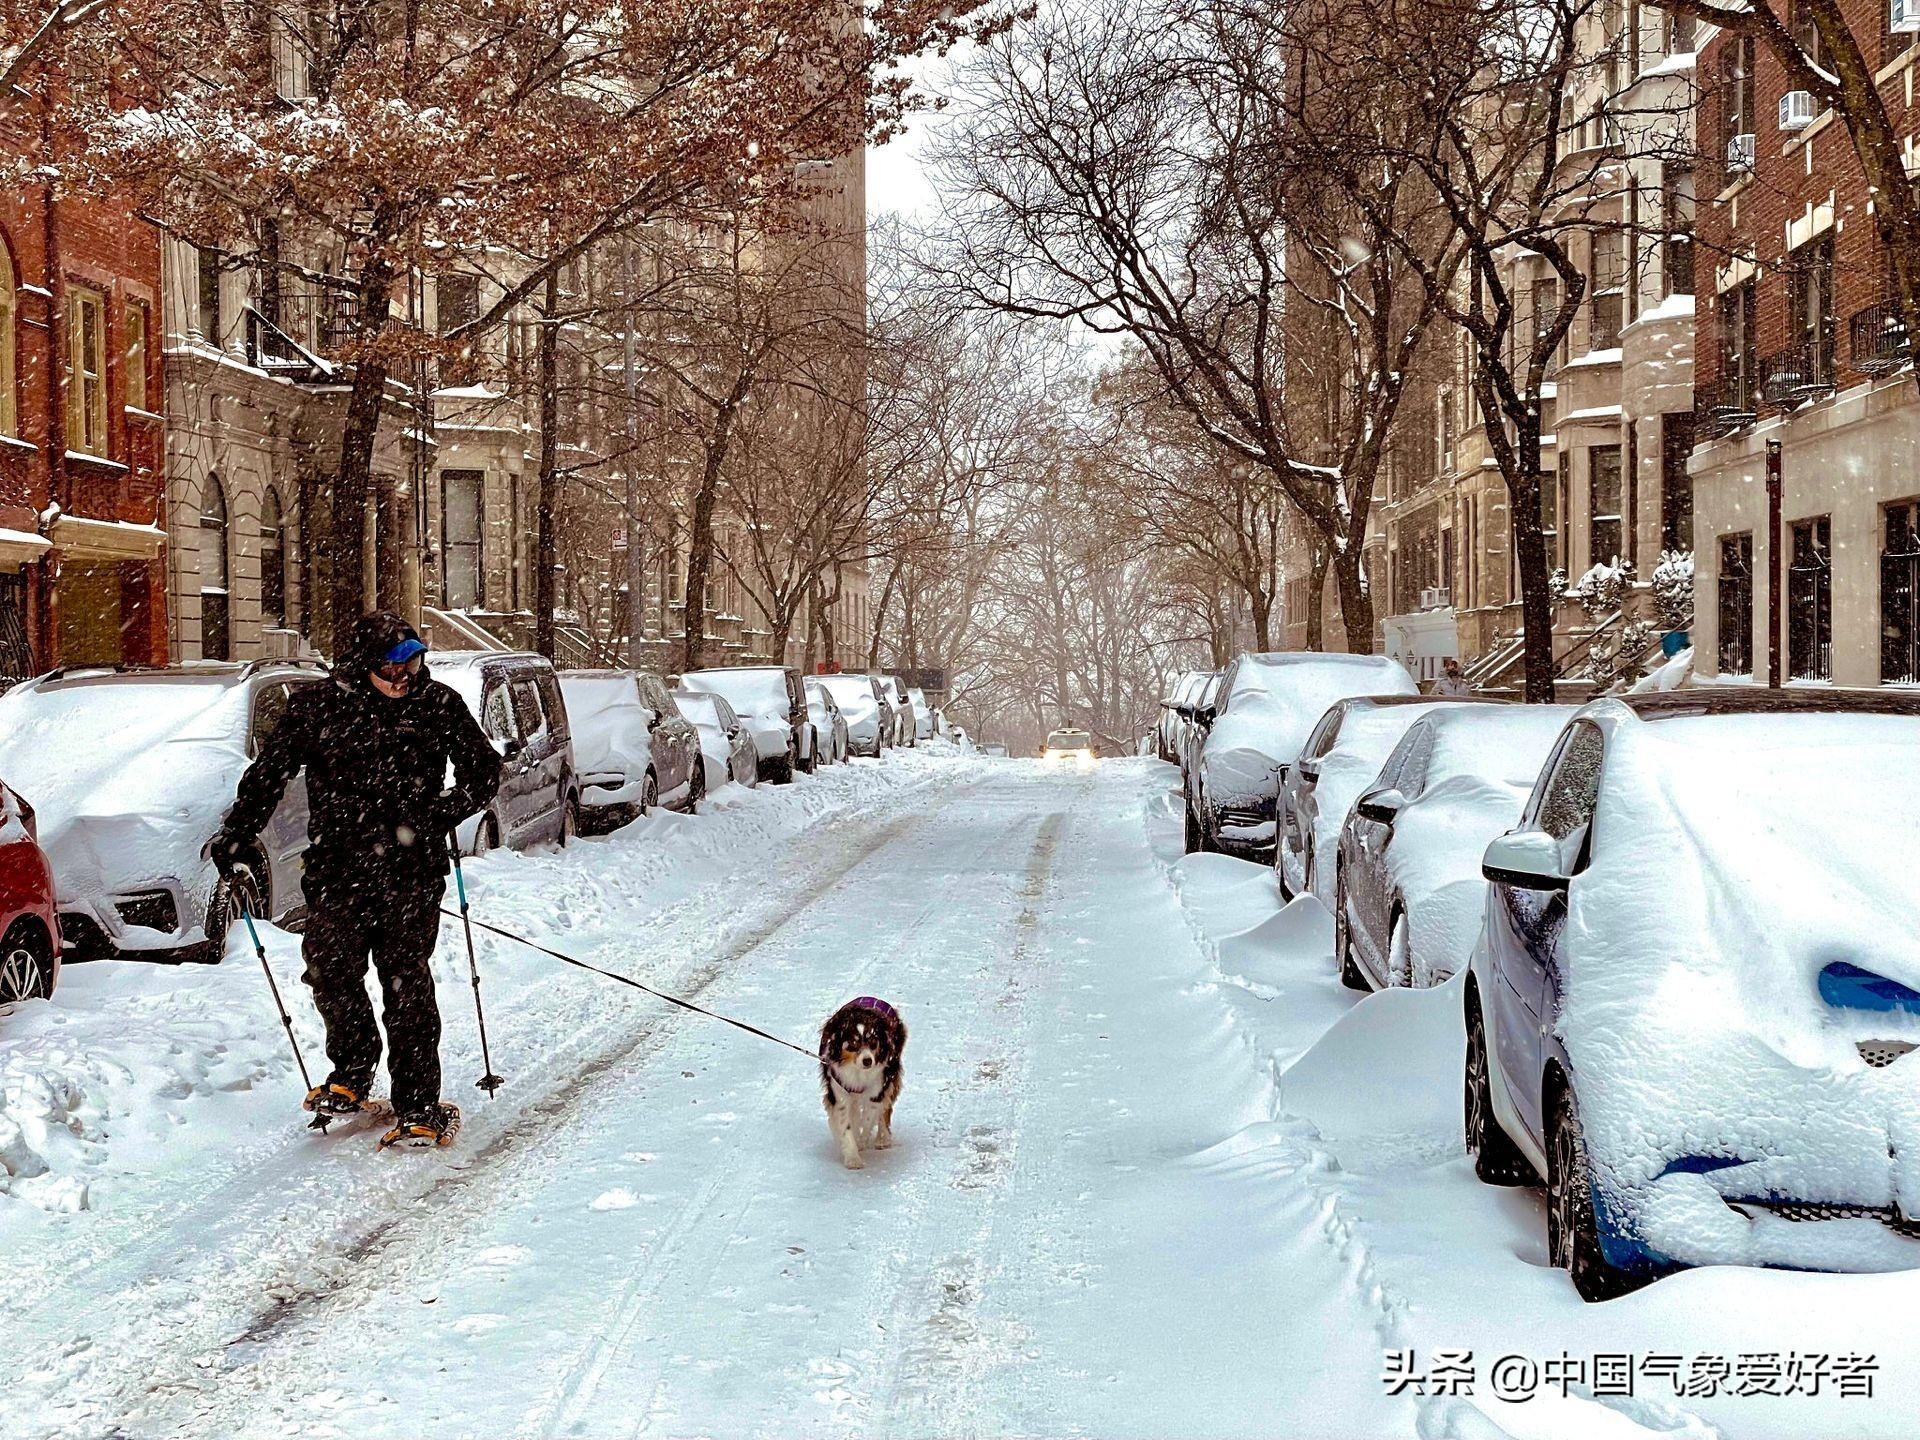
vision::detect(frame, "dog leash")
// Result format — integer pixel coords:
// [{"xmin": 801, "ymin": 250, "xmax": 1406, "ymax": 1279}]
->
[{"xmin": 438, "ymin": 908, "xmax": 824, "ymax": 1063}]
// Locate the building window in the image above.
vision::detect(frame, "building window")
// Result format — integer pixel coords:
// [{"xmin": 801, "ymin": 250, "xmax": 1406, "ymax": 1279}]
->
[
  {"xmin": 1890, "ymin": 0, "xmax": 1917, "ymax": 62},
  {"xmin": 261, "ymin": 487, "xmax": 286, "ymax": 627},
  {"xmin": 67, "ymin": 286, "xmax": 108, "ymax": 457},
  {"xmin": 1787, "ymin": 235, "xmax": 1836, "ymax": 389},
  {"xmin": 438, "ymin": 273, "xmax": 481, "ymax": 386},
  {"xmin": 1666, "ymin": 9, "xmax": 1696, "ymax": 53},
  {"xmin": 1538, "ymin": 470, "xmax": 1559, "ymax": 569},
  {"xmin": 1660, "ymin": 413, "xmax": 1695, "ymax": 552},
  {"xmin": 1722, "ymin": 36, "xmax": 1756, "ymax": 157},
  {"xmin": 201, "ymin": 476, "xmax": 231, "ymax": 661},
  {"xmin": 1884, "ymin": 500, "xmax": 1920, "ymax": 683},
  {"xmin": 1590, "ymin": 232, "xmax": 1625, "ymax": 349},
  {"xmin": 125, "ymin": 298, "xmax": 150, "ymax": 410},
  {"xmin": 197, "ymin": 246, "xmax": 222, "ymax": 346},
  {"xmin": 1720, "ymin": 279, "xmax": 1759, "ymax": 410},
  {"xmin": 1787, "ymin": 515, "xmax": 1833, "ymax": 681},
  {"xmin": 442, "ymin": 469, "xmax": 484, "ymax": 609},
  {"xmin": 1718, "ymin": 533, "xmax": 1754, "ymax": 674},
  {"xmin": 1588, "ymin": 444, "xmax": 1623, "ymax": 566},
  {"xmin": 1661, "ymin": 165, "xmax": 1694, "ymax": 298}
]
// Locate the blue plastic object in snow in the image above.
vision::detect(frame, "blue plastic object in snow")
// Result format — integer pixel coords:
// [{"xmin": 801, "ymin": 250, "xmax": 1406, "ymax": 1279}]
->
[
  {"xmin": 1661, "ymin": 629, "xmax": 1689, "ymax": 658},
  {"xmin": 1818, "ymin": 960, "xmax": 1920, "ymax": 1017}
]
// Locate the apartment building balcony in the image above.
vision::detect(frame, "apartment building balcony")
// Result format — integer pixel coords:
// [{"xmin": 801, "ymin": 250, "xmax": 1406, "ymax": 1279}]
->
[
  {"xmin": 1849, "ymin": 303, "xmax": 1911, "ymax": 377},
  {"xmin": 1759, "ymin": 343, "xmax": 1835, "ymax": 409},
  {"xmin": 1698, "ymin": 374, "xmax": 1757, "ymax": 436}
]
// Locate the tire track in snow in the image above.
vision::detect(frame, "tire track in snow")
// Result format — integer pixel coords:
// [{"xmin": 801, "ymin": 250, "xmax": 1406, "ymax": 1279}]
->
[{"xmin": 25, "ymin": 786, "xmax": 969, "ymax": 1440}]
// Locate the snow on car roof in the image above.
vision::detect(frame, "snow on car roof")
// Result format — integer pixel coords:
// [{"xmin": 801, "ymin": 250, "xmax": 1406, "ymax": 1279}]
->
[{"xmin": 1422, "ymin": 704, "xmax": 1577, "ymax": 788}]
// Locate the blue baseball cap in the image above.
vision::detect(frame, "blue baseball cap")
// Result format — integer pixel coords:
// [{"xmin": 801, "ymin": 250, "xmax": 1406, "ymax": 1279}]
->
[{"xmin": 383, "ymin": 637, "xmax": 428, "ymax": 665}]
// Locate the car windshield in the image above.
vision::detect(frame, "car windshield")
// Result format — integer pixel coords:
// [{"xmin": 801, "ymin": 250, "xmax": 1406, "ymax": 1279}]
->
[
  {"xmin": 1048, "ymin": 730, "xmax": 1092, "ymax": 748},
  {"xmin": 818, "ymin": 675, "xmax": 874, "ymax": 706}
]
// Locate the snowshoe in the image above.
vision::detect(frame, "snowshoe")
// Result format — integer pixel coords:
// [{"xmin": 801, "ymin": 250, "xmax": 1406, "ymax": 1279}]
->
[
  {"xmin": 304, "ymin": 1081, "xmax": 372, "ymax": 1117},
  {"xmin": 378, "ymin": 1103, "xmax": 462, "ymax": 1150}
]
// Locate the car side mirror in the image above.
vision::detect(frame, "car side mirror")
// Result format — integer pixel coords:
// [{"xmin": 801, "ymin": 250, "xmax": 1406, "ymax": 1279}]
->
[
  {"xmin": 1298, "ymin": 759, "xmax": 1321, "ymax": 782},
  {"xmin": 1482, "ymin": 830, "xmax": 1572, "ymax": 890},
  {"xmin": 1196, "ymin": 706, "xmax": 1216, "ymax": 728},
  {"xmin": 1274, "ymin": 762, "xmax": 1292, "ymax": 785},
  {"xmin": 1355, "ymin": 786, "xmax": 1407, "ymax": 824}
]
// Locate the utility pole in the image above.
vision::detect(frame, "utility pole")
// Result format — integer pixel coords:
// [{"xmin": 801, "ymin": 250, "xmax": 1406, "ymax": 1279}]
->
[{"xmin": 1765, "ymin": 438, "xmax": 1782, "ymax": 688}]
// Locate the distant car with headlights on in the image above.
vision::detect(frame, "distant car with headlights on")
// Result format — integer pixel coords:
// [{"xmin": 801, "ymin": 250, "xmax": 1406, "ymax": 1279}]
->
[
  {"xmin": 1042, "ymin": 729, "xmax": 1096, "ymax": 766},
  {"xmin": 1464, "ymin": 688, "xmax": 1920, "ymax": 1301}
]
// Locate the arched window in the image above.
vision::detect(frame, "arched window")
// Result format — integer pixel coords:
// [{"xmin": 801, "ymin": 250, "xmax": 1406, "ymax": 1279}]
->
[
  {"xmin": 200, "ymin": 476, "xmax": 231, "ymax": 660},
  {"xmin": 0, "ymin": 241, "xmax": 15, "ymax": 436},
  {"xmin": 260, "ymin": 487, "xmax": 286, "ymax": 627}
]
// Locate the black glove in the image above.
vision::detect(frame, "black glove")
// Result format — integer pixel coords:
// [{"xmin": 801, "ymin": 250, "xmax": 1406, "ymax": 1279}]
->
[
  {"xmin": 210, "ymin": 829, "xmax": 249, "ymax": 878},
  {"xmin": 432, "ymin": 794, "xmax": 471, "ymax": 841}
]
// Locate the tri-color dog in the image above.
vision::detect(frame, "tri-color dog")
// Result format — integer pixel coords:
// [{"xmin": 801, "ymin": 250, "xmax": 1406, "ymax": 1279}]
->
[{"xmin": 820, "ymin": 997, "xmax": 906, "ymax": 1169}]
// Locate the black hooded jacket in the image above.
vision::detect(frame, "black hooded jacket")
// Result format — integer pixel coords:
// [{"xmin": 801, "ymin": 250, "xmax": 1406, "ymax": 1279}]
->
[{"xmin": 220, "ymin": 613, "xmax": 502, "ymax": 895}]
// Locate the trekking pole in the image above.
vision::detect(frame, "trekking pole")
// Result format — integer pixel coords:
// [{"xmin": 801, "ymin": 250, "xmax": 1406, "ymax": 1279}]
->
[
  {"xmin": 240, "ymin": 895, "xmax": 327, "ymax": 1131},
  {"xmin": 449, "ymin": 836, "xmax": 505, "ymax": 1097}
]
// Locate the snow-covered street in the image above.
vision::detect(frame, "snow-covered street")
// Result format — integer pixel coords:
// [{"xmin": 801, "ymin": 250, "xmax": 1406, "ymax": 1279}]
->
[{"xmin": 2, "ymin": 753, "xmax": 1916, "ymax": 1439}]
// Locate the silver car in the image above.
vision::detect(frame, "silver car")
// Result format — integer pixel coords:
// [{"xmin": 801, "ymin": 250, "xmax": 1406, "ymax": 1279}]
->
[{"xmin": 0, "ymin": 660, "xmax": 327, "ymax": 962}]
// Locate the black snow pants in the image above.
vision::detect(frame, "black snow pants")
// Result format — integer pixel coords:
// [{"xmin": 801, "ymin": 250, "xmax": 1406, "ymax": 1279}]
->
[{"xmin": 301, "ymin": 877, "xmax": 446, "ymax": 1119}]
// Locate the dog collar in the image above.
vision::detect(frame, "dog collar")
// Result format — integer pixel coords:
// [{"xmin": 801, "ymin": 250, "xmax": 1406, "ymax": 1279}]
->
[
  {"xmin": 832, "ymin": 1070, "xmax": 873, "ymax": 1096},
  {"xmin": 850, "ymin": 996, "xmax": 898, "ymax": 1021}
]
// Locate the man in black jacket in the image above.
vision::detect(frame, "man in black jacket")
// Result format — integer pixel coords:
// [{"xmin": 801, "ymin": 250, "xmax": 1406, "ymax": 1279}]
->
[{"xmin": 213, "ymin": 611, "xmax": 501, "ymax": 1146}]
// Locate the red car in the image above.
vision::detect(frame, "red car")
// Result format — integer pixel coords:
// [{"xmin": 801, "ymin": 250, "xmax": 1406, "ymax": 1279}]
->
[{"xmin": 0, "ymin": 777, "xmax": 59, "ymax": 1004}]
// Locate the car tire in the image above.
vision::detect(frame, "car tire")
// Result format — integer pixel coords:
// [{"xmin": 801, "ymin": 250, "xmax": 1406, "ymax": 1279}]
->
[
  {"xmin": 560, "ymin": 795, "xmax": 579, "ymax": 847},
  {"xmin": 686, "ymin": 762, "xmax": 705, "ymax": 814},
  {"xmin": 0, "ymin": 918, "xmax": 55, "ymax": 1004},
  {"xmin": 641, "ymin": 770, "xmax": 659, "ymax": 816},
  {"xmin": 206, "ymin": 863, "xmax": 265, "ymax": 964},
  {"xmin": 1335, "ymin": 867, "xmax": 1368, "ymax": 991},
  {"xmin": 473, "ymin": 813, "xmax": 501, "ymax": 856},
  {"xmin": 1183, "ymin": 799, "xmax": 1203, "ymax": 854},
  {"xmin": 796, "ymin": 730, "xmax": 818, "ymax": 775},
  {"xmin": 1548, "ymin": 1086, "xmax": 1642, "ymax": 1302},
  {"xmin": 766, "ymin": 754, "xmax": 795, "ymax": 785},
  {"xmin": 1465, "ymin": 994, "xmax": 1535, "ymax": 1186}
]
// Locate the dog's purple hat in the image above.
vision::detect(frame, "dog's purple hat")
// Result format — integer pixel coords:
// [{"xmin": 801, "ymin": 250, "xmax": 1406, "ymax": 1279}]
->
[{"xmin": 850, "ymin": 996, "xmax": 898, "ymax": 1021}]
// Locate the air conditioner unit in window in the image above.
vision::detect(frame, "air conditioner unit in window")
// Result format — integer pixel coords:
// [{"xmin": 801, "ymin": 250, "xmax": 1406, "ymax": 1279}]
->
[
  {"xmin": 1727, "ymin": 132, "xmax": 1756, "ymax": 174},
  {"xmin": 1894, "ymin": 0, "xmax": 1920, "ymax": 34},
  {"xmin": 1779, "ymin": 91, "xmax": 1816, "ymax": 131},
  {"xmin": 1419, "ymin": 586, "xmax": 1452, "ymax": 611}
]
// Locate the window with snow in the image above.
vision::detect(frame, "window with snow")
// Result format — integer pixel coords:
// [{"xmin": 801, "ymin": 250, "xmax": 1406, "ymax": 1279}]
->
[
  {"xmin": 1587, "ymin": 445, "xmax": 1623, "ymax": 568},
  {"xmin": 67, "ymin": 287, "xmax": 108, "ymax": 457}
]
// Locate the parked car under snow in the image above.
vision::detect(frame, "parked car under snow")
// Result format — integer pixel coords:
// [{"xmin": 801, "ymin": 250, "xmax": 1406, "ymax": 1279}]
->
[
  {"xmin": 1464, "ymin": 689, "xmax": 1920, "ymax": 1300},
  {"xmin": 0, "ymin": 661, "xmax": 326, "ymax": 963},
  {"xmin": 1276, "ymin": 694, "xmax": 1497, "ymax": 905},
  {"xmin": 815, "ymin": 673, "xmax": 890, "ymax": 758},
  {"xmin": 803, "ymin": 677, "xmax": 850, "ymax": 765},
  {"xmin": 674, "ymin": 689, "xmax": 760, "ymax": 792},
  {"xmin": 679, "ymin": 666, "xmax": 815, "ymax": 783},
  {"xmin": 558, "ymin": 670, "xmax": 702, "ymax": 830},
  {"xmin": 1185, "ymin": 652, "xmax": 1416, "ymax": 860},
  {"xmin": 1333, "ymin": 703, "xmax": 1573, "ymax": 992}
]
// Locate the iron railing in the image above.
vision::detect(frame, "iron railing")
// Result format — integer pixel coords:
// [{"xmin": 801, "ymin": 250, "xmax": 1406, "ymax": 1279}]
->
[
  {"xmin": 1850, "ymin": 303, "xmax": 1911, "ymax": 376},
  {"xmin": 1759, "ymin": 343, "xmax": 1834, "ymax": 408}
]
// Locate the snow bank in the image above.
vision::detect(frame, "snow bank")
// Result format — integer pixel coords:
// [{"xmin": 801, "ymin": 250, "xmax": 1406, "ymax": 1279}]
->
[{"xmin": 1568, "ymin": 707, "xmax": 1920, "ymax": 1270}]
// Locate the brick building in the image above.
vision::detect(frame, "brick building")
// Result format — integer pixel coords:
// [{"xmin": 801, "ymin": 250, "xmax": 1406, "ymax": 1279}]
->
[
  {"xmin": 1692, "ymin": 6, "xmax": 1920, "ymax": 688},
  {"xmin": 0, "ymin": 92, "xmax": 169, "ymax": 679}
]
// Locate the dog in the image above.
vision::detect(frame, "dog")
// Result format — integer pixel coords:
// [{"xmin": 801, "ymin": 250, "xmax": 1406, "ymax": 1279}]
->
[{"xmin": 820, "ymin": 997, "xmax": 906, "ymax": 1169}]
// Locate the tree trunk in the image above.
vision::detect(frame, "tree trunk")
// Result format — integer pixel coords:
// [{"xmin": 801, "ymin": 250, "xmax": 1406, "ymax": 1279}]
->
[
  {"xmin": 817, "ymin": 565, "xmax": 842, "ymax": 670},
  {"xmin": 1304, "ymin": 539, "xmax": 1329, "ymax": 652},
  {"xmin": 534, "ymin": 271, "xmax": 559, "ymax": 661},
  {"xmin": 868, "ymin": 558, "xmax": 901, "ymax": 669},
  {"xmin": 681, "ymin": 445, "xmax": 724, "ymax": 674},
  {"xmin": 1332, "ymin": 545, "xmax": 1375, "ymax": 656},
  {"xmin": 1511, "ymin": 465, "xmax": 1556, "ymax": 704},
  {"xmin": 330, "ymin": 262, "xmax": 395, "ymax": 641}
]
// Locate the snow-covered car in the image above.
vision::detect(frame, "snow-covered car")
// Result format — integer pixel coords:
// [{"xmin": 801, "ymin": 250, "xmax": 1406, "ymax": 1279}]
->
[
  {"xmin": 1186, "ymin": 652, "xmax": 1416, "ymax": 860},
  {"xmin": 1335, "ymin": 703, "xmax": 1574, "ymax": 992},
  {"xmin": 435, "ymin": 651, "xmax": 578, "ymax": 853},
  {"xmin": 1464, "ymin": 689, "xmax": 1920, "ymax": 1300},
  {"xmin": 0, "ymin": 660, "xmax": 326, "ymax": 963},
  {"xmin": 674, "ymin": 689, "xmax": 759, "ymax": 792},
  {"xmin": 0, "ymin": 777, "xmax": 60, "ymax": 1004},
  {"xmin": 981, "ymin": 743, "xmax": 1009, "ymax": 757},
  {"xmin": 882, "ymin": 675, "xmax": 916, "ymax": 747},
  {"xmin": 909, "ymin": 688, "xmax": 936, "ymax": 742},
  {"xmin": 1156, "ymin": 669, "xmax": 1211, "ymax": 762},
  {"xmin": 1278, "ymin": 694, "xmax": 1499, "ymax": 904},
  {"xmin": 558, "ymin": 670, "xmax": 702, "ymax": 830},
  {"xmin": 816, "ymin": 673, "xmax": 890, "ymax": 757},
  {"xmin": 1043, "ymin": 729, "xmax": 1095, "ymax": 765},
  {"xmin": 1174, "ymin": 671, "xmax": 1222, "ymax": 787},
  {"xmin": 803, "ymin": 677, "xmax": 850, "ymax": 765},
  {"xmin": 679, "ymin": 666, "xmax": 814, "ymax": 783}
]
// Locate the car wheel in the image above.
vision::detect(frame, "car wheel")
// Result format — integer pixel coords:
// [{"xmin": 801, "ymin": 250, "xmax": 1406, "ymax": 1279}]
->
[
  {"xmin": 0, "ymin": 919, "xmax": 55, "ymax": 1004},
  {"xmin": 641, "ymin": 770, "xmax": 659, "ymax": 816},
  {"xmin": 796, "ymin": 730, "xmax": 818, "ymax": 774},
  {"xmin": 1548, "ymin": 1086, "xmax": 1641, "ymax": 1302},
  {"xmin": 766, "ymin": 755, "xmax": 795, "ymax": 785},
  {"xmin": 1465, "ymin": 993, "xmax": 1534, "ymax": 1186},
  {"xmin": 473, "ymin": 813, "xmax": 500, "ymax": 856},
  {"xmin": 207, "ymin": 864, "xmax": 265, "ymax": 963},
  {"xmin": 560, "ymin": 795, "xmax": 579, "ymax": 847},
  {"xmin": 1183, "ymin": 799, "xmax": 1202, "ymax": 854},
  {"xmin": 1335, "ymin": 867, "xmax": 1368, "ymax": 991},
  {"xmin": 686, "ymin": 762, "xmax": 705, "ymax": 814}
]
